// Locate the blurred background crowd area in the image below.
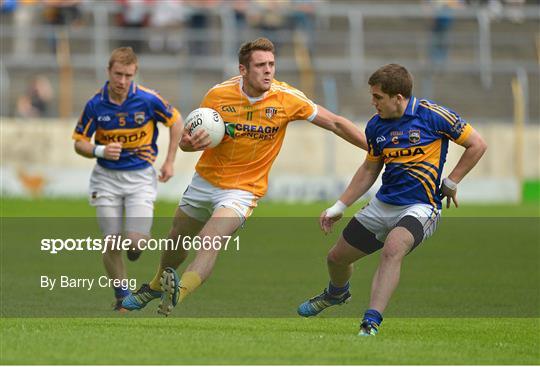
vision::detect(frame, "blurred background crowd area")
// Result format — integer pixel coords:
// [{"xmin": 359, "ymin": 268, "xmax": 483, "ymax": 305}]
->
[
  {"xmin": 1, "ymin": 0, "xmax": 538, "ymax": 123},
  {"xmin": 0, "ymin": 0, "xmax": 538, "ymax": 203}
]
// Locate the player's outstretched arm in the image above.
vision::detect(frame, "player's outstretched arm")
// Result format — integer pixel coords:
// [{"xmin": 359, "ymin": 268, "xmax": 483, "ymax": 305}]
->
[
  {"xmin": 320, "ymin": 159, "xmax": 383, "ymax": 234},
  {"xmin": 442, "ymin": 128, "xmax": 488, "ymax": 208},
  {"xmin": 310, "ymin": 105, "xmax": 368, "ymax": 151},
  {"xmin": 74, "ymin": 140, "xmax": 122, "ymax": 160},
  {"xmin": 159, "ymin": 117, "xmax": 183, "ymax": 182}
]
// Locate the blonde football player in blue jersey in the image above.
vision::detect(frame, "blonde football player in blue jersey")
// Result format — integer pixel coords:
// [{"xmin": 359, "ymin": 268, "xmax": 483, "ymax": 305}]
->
[
  {"xmin": 73, "ymin": 47, "xmax": 182, "ymax": 310},
  {"xmin": 298, "ymin": 64, "xmax": 487, "ymax": 336}
]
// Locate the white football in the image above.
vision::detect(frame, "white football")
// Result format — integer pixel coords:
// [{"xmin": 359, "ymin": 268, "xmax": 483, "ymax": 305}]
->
[{"xmin": 184, "ymin": 107, "xmax": 225, "ymax": 148}]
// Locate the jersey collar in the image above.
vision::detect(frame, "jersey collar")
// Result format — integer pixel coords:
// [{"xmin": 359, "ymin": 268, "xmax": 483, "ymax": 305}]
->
[
  {"xmin": 375, "ymin": 96, "xmax": 418, "ymax": 123},
  {"xmin": 403, "ymin": 96, "xmax": 418, "ymax": 117},
  {"xmin": 239, "ymin": 77, "xmax": 267, "ymax": 104},
  {"xmin": 101, "ymin": 81, "xmax": 137, "ymax": 103}
]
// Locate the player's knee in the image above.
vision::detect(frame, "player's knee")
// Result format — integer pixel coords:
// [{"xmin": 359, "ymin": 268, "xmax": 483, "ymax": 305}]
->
[
  {"xmin": 126, "ymin": 232, "xmax": 149, "ymax": 250},
  {"xmin": 126, "ymin": 232, "xmax": 147, "ymax": 242},
  {"xmin": 326, "ymin": 250, "xmax": 349, "ymax": 266},
  {"xmin": 102, "ymin": 247, "xmax": 122, "ymax": 256},
  {"xmin": 380, "ymin": 240, "xmax": 408, "ymax": 262},
  {"xmin": 197, "ymin": 226, "xmax": 221, "ymax": 241},
  {"xmin": 169, "ymin": 215, "xmax": 204, "ymax": 239},
  {"xmin": 102, "ymin": 234, "xmax": 123, "ymax": 254}
]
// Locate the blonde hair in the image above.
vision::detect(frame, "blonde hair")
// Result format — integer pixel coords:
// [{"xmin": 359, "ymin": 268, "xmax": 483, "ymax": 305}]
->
[
  {"xmin": 108, "ymin": 47, "xmax": 138, "ymax": 69},
  {"xmin": 238, "ymin": 38, "xmax": 275, "ymax": 67}
]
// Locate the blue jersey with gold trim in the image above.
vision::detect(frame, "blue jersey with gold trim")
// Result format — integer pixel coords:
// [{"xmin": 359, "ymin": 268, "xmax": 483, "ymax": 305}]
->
[
  {"xmin": 366, "ymin": 96, "xmax": 473, "ymax": 209},
  {"xmin": 73, "ymin": 81, "xmax": 180, "ymax": 170}
]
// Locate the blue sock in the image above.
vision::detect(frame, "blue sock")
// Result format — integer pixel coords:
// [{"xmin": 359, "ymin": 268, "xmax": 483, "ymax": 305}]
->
[
  {"xmin": 114, "ymin": 286, "xmax": 130, "ymax": 299},
  {"xmin": 363, "ymin": 308, "xmax": 383, "ymax": 326},
  {"xmin": 328, "ymin": 281, "xmax": 350, "ymax": 297}
]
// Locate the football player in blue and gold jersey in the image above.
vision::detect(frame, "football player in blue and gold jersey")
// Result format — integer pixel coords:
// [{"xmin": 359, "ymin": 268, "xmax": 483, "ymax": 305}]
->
[
  {"xmin": 298, "ymin": 64, "xmax": 487, "ymax": 336},
  {"xmin": 73, "ymin": 47, "xmax": 182, "ymax": 310}
]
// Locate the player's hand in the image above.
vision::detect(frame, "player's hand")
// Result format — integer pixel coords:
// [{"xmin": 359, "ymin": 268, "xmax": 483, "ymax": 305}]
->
[
  {"xmin": 104, "ymin": 142, "xmax": 122, "ymax": 160},
  {"xmin": 159, "ymin": 161, "xmax": 174, "ymax": 182},
  {"xmin": 319, "ymin": 201, "xmax": 347, "ymax": 234},
  {"xmin": 320, "ymin": 210, "xmax": 343, "ymax": 234},
  {"xmin": 441, "ymin": 177, "xmax": 459, "ymax": 208},
  {"xmin": 179, "ymin": 128, "xmax": 211, "ymax": 152}
]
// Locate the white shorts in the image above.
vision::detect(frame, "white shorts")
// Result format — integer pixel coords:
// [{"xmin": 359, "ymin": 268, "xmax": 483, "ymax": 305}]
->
[
  {"xmin": 179, "ymin": 172, "xmax": 258, "ymax": 222},
  {"xmin": 355, "ymin": 197, "xmax": 440, "ymax": 243},
  {"xmin": 96, "ymin": 205, "xmax": 153, "ymax": 236},
  {"xmin": 89, "ymin": 164, "xmax": 157, "ymax": 209}
]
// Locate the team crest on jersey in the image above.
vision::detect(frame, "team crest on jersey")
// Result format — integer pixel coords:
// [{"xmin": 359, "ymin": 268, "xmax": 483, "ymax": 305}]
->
[
  {"xmin": 134, "ymin": 112, "xmax": 145, "ymax": 125},
  {"xmin": 409, "ymin": 130, "xmax": 421, "ymax": 145},
  {"xmin": 265, "ymin": 107, "xmax": 278, "ymax": 119}
]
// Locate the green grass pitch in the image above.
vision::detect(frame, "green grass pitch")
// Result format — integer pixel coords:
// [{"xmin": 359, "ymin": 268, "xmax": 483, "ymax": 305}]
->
[{"xmin": 1, "ymin": 197, "xmax": 539, "ymax": 364}]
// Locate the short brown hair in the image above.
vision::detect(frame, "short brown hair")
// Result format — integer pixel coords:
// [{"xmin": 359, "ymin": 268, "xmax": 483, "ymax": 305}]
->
[
  {"xmin": 108, "ymin": 47, "xmax": 138, "ymax": 69},
  {"xmin": 238, "ymin": 38, "xmax": 275, "ymax": 67},
  {"xmin": 368, "ymin": 64, "xmax": 413, "ymax": 98}
]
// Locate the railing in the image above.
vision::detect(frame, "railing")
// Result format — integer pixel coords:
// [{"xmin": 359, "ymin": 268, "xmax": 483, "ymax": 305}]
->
[
  {"xmin": 3, "ymin": 3, "xmax": 538, "ymax": 70},
  {"xmin": 1, "ymin": 2, "xmax": 538, "ymax": 117}
]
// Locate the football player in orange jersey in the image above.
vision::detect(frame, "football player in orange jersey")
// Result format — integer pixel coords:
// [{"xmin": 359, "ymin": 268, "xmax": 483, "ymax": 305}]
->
[{"xmin": 122, "ymin": 38, "xmax": 368, "ymax": 315}]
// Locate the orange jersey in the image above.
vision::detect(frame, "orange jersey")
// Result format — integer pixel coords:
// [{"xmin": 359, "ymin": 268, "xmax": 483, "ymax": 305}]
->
[{"xmin": 196, "ymin": 76, "xmax": 318, "ymax": 197}]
